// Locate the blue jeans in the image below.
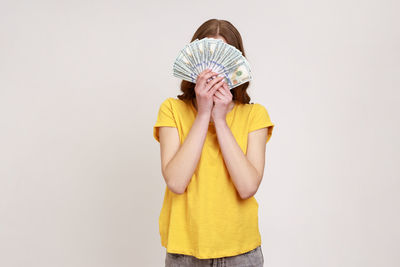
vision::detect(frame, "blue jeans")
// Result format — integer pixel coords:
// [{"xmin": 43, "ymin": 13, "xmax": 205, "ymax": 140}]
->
[{"xmin": 165, "ymin": 245, "xmax": 264, "ymax": 266}]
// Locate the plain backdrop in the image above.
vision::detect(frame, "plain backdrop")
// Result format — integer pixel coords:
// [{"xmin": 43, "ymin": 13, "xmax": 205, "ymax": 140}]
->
[{"xmin": 0, "ymin": 0, "xmax": 399, "ymax": 266}]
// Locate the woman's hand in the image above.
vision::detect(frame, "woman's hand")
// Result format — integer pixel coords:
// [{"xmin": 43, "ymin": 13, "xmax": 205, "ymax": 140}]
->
[
  {"xmin": 211, "ymin": 80, "xmax": 233, "ymax": 123},
  {"xmin": 194, "ymin": 69, "xmax": 226, "ymax": 116}
]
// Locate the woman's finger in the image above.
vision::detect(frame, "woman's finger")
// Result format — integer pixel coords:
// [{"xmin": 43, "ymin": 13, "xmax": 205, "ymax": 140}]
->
[
  {"xmin": 223, "ymin": 83, "xmax": 232, "ymax": 97},
  {"xmin": 206, "ymin": 76, "xmax": 225, "ymax": 93},
  {"xmin": 208, "ymin": 77, "xmax": 225, "ymax": 90},
  {"xmin": 217, "ymin": 85, "xmax": 228, "ymax": 96},
  {"xmin": 201, "ymin": 71, "xmax": 219, "ymax": 84},
  {"xmin": 214, "ymin": 90, "xmax": 224, "ymax": 99},
  {"xmin": 209, "ymin": 83, "xmax": 222, "ymax": 97},
  {"xmin": 213, "ymin": 92, "xmax": 223, "ymax": 100},
  {"xmin": 221, "ymin": 82, "xmax": 229, "ymax": 92},
  {"xmin": 196, "ymin": 69, "xmax": 212, "ymax": 84}
]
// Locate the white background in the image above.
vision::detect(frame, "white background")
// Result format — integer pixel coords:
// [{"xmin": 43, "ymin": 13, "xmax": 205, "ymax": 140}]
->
[{"xmin": 1, "ymin": 0, "xmax": 399, "ymax": 266}]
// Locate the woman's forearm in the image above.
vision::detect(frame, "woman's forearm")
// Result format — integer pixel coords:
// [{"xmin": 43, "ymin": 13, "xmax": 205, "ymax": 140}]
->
[
  {"xmin": 214, "ymin": 119, "xmax": 259, "ymax": 199},
  {"xmin": 164, "ymin": 113, "xmax": 210, "ymax": 194}
]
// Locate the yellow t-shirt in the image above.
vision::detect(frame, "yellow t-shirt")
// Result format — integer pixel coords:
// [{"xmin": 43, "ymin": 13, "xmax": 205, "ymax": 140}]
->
[{"xmin": 153, "ymin": 97, "xmax": 274, "ymax": 259}]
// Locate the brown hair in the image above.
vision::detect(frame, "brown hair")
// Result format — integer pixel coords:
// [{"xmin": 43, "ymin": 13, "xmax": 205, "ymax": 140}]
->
[{"xmin": 176, "ymin": 19, "xmax": 252, "ymax": 105}]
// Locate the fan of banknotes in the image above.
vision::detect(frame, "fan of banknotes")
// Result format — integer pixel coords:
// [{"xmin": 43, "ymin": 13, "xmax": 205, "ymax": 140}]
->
[{"xmin": 172, "ymin": 37, "xmax": 252, "ymax": 89}]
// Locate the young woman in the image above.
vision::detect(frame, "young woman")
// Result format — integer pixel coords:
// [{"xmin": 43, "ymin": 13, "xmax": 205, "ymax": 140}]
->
[{"xmin": 153, "ymin": 19, "xmax": 274, "ymax": 267}]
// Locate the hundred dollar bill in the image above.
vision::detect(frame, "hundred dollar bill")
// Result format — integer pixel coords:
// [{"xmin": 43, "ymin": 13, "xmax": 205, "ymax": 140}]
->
[
  {"xmin": 173, "ymin": 49, "xmax": 196, "ymax": 75},
  {"xmin": 225, "ymin": 61, "xmax": 252, "ymax": 89}
]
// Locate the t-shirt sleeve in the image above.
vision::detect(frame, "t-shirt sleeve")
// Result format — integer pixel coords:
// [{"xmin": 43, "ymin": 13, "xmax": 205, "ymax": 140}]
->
[
  {"xmin": 248, "ymin": 103, "xmax": 275, "ymax": 144},
  {"xmin": 153, "ymin": 98, "xmax": 178, "ymax": 143}
]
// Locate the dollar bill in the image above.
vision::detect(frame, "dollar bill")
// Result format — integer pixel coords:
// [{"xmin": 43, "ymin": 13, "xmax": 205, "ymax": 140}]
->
[{"xmin": 172, "ymin": 37, "xmax": 252, "ymax": 89}]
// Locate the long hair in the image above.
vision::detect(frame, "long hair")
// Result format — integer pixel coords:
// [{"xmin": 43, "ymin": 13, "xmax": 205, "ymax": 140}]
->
[{"xmin": 176, "ymin": 19, "xmax": 251, "ymax": 104}]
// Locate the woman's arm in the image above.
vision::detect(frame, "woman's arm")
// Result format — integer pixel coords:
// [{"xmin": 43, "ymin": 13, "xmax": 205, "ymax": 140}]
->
[
  {"xmin": 158, "ymin": 112, "xmax": 210, "ymax": 194},
  {"xmin": 214, "ymin": 119, "xmax": 269, "ymax": 199}
]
